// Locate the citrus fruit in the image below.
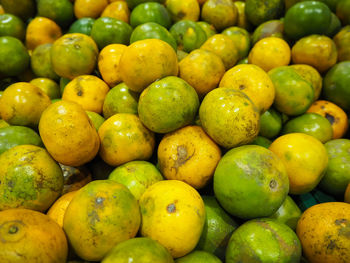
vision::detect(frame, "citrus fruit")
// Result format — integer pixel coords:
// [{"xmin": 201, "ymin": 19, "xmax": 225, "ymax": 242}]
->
[
  {"xmin": 47, "ymin": 190, "xmax": 78, "ymax": 227},
  {"xmin": 63, "ymin": 180, "xmax": 141, "ymax": 261},
  {"xmin": 102, "ymin": 82, "xmax": 139, "ymax": 118},
  {"xmin": 139, "ymin": 180, "xmax": 205, "ymax": 258},
  {"xmin": 0, "ymin": 208, "xmax": 68, "ymax": 263},
  {"xmin": 269, "ymin": 195, "xmax": 302, "ymax": 230},
  {"xmin": 30, "ymin": 77, "xmax": 61, "ymax": 99},
  {"xmin": 51, "ymin": 33, "xmax": 99, "ymax": 79},
  {"xmin": 284, "ymin": 1, "xmax": 332, "ymax": 40},
  {"xmin": 90, "ymin": 17, "xmax": 132, "ymax": 49},
  {"xmin": 269, "ymin": 133, "xmax": 329, "ymax": 195},
  {"xmin": 318, "ymin": 139, "xmax": 350, "ymax": 197},
  {"xmin": 197, "ymin": 21, "xmax": 216, "ymax": 38},
  {"xmin": 0, "ymin": 125, "xmax": 43, "ymax": 155},
  {"xmin": 102, "ymin": 237, "xmax": 174, "ymax": 263},
  {"xmin": 38, "ymin": 100, "xmax": 100, "ymax": 167},
  {"xmin": 268, "ymin": 66, "xmax": 314, "ymax": 116},
  {"xmin": 336, "ymin": 0, "xmax": 350, "ymax": 25},
  {"xmin": 178, "ymin": 49, "xmax": 225, "ymax": 98},
  {"xmin": 0, "ymin": 14, "xmax": 25, "ymax": 40},
  {"xmin": 169, "ymin": 20, "xmax": 206, "ymax": 52},
  {"xmin": 130, "ymin": 22, "xmax": 177, "ymax": 50},
  {"xmin": 245, "ymin": 0, "xmax": 284, "ymax": 26},
  {"xmin": 157, "ymin": 125, "xmax": 221, "ymax": 189},
  {"xmin": 291, "ymin": 35, "xmax": 337, "ymax": 73},
  {"xmin": 201, "ymin": 0, "xmax": 238, "ymax": 31},
  {"xmin": 98, "ymin": 43, "xmax": 127, "ymax": 87},
  {"xmin": 62, "ymin": 75, "xmax": 110, "ymax": 114},
  {"xmin": 25, "ymin": 17, "xmax": 62, "ymax": 51},
  {"xmin": 108, "ymin": 160, "xmax": 163, "ymax": 200},
  {"xmin": 251, "ymin": 19, "xmax": 284, "ymax": 45},
  {"xmin": 98, "ymin": 113, "xmax": 155, "ymax": 166},
  {"xmin": 333, "ymin": 25, "xmax": 350, "ymax": 62},
  {"xmin": 250, "ymin": 136, "xmax": 273, "ymax": 148},
  {"xmin": 175, "ymin": 250, "xmax": 222, "ymax": 263},
  {"xmin": 0, "ymin": 36, "xmax": 30, "ymax": 77},
  {"xmin": 345, "ymin": 183, "xmax": 350, "ymax": 203},
  {"xmin": 200, "ymin": 34, "xmax": 239, "ymax": 70},
  {"xmin": 68, "ymin": 17, "xmax": 95, "ymax": 35},
  {"xmin": 86, "ymin": 111, "xmax": 105, "ymax": 130},
  {"xmin": 297, "ymin": 202, "xmax": 350, "ymax": 263},
  {"xmin": 74, "ymin": 0, "xmax": 108, "ymax": 19},
  {"xmin": 234, "ymin": 1, "xmax": 252, "ymax": 30},
  {"xmin": 1, "ymin": 0, "xmax": 36, "ymax": 21},
  {"xmin": 226, "ymin": 218, "xmax": 301, "ymax": 263},
  {"xmin": 0, "ymin": 144, "xmax": 64, "ymax": 211},
  {"xmin": 259, "ymin": 108, "xmax": 283, "ymax": 139},
  {"xmin": 214, "ymin": 145, "xmax": 289, "ymax": 219},
  {"xmin": 119, "ymin": 38, "xmax": 178, "ymax": 93},
  {"xmin": 37, "ymin": 0, "xmax": 74, "ymax": 28},
  {"xmin": 30, "ymin": 43, "xmax": 59, "ymax": 81},
  {"xmin": 307, "ymin": 100, "xmax": 349, "ymax": 139},
  {"xmin": 290, "ymin": 64, "xmax": 322, "ymax": 101},
  {"xmin": 125, "ymin": 0, "xmax": 165, "ymax": 9},
  {"xmin": 219, "ymin": 64, "xmax": 275, "ymax": 113},
  {"xmin": 325, "ymin": 13, "xmax": 341, "ymax": 37},
  {"xmin": 101, "ymin": 1, "xmax": 130, "ymax": 23},
  {"xmin": 222, "ymin": 26, "xmax": 251, "ymax": 60},
  {"xmin": 138, "ymin": 76, "xmax": 199, "ymax": 133},
  {"xmin": 196, "ymin": 196, "xmax": 238, "ymax": 260},
  {"xmin": 323, "ymin": 61, "xmax": 350, "ymax": 112},
  {"xmin": 165, "ymin": 0, "xmax": 200, "ymax": 22},
  {"xmin": 130, "ymin": 2, "xmax": 171, "ymax": 28},
  {"xmin": 282, "ymin": 113, "xmax": 333, "ymax": 143},
  {"xmin": 0, "ymin": 82, "xmax": 51, "ymax": 127},
  {"xmin": 248, "ymin": 37, "xmax": 291, "ymax": 72},
  {"xmin": 199, "ymin": 88, "xmax": 260, "ymax": 148}
]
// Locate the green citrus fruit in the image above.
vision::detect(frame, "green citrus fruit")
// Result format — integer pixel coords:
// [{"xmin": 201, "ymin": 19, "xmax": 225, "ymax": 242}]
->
[
  {"xmin": 130, "ymin": 2, "xmax": 171, "ymax": 28},
  {"xmin": 214, "ymin": 145, "xmax": 289, "ymax": 219},
  {"xmin": 68, "ymin": 18, "xmax": 95, "ymax": 35},
  {"xmin": 259, "ymin": 108, "xmax": 283, "ymax": 139},
  {"xmin": 0, "ymin": 36, "xmax": 29, "ymax": 77},
  {"xmin": 245, "ymin": 0, "xmax": 284, "ymax": 26},
  {"xmin": 226, "ymin": 218, "xmax": 301, "ymax": 263},
  {"xmin": 284, "ymin": 1, "xmax": 332, "ymax": 40},
  {"xmin": 37, "ymin": 0, "xmax": 74, "ymax": 28},
  {"xmin": 175, "ymin": 250, "xmax": 222, "ymax": 263},
  {"xmin": 0, "ymin": 14, "xmax": 25, "ymax": 40},
  {"xmin": 31, "ymin": 43, "xmax": 60, "ymax": 81}
]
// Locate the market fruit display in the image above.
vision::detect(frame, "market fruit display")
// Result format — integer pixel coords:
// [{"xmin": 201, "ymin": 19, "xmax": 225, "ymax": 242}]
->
[{"xmin": 0, "ymin": 0, "xmax": 350, "ymax": 262}]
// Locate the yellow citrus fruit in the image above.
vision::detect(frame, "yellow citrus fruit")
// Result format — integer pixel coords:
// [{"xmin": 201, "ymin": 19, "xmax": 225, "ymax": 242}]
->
[
  {"xmin": 62, "ymin": 75, "xmax": 110, "ymax": 114},
  {"xmin": 119, "ymin": 39, "xmax": 178, "ymax": 93},
  {"xmin": 101, "ymin": 1, "xmax": 130, "ymax": 23},
  {"xmin": 157, "ymin": 125, "xmax": 221, "ymax": 189},
  {"xmin": 38, "ymin": 100, "xmax": 100, "ymax": 167},
  {"xmin": 178, "ymin": 49, "xmax": 225, "ymax": 98},
  {"xmin": 25, "ymin": 17, "xmax": 62, "ymax": 51},
  {"xmin": 269, "ymin": 133, "xmax": 329, "ymax": 195},
  {"xmin": 166, "ymin": 0, "xmax": 200, "ymax": 22},
  {"xmin": 98, "ymin": 43, "xmax": 127, "ymax": 87},
  {"xmin": 219, "ymin": 64, "xmax": 275, "ymax": 113},
  {"xmin": 139, "ymin": 180, "xmax": 205, "ymax": 258},
  {"xmin": 297, "ymin": 202, "xmax": 350, "ymax": 263},
  {"xmin": 291, "ymin": 35, "xmax": 337, "ymax": 73},
  {"xmin": 199, "ymin": 88, "xmax": 260, "ymax": 148},
  {"xmin": 63, "ymin": 180, "xmax": 140, "ymax": 261},
  {"xmin": 51, "ymin": 33, "xmax": 99, "ymax": 80},
  {"xmin": 29, "ymin": 77, "xmax": 61, "ymax": 99},
  {"xmin": 47, "ymin": 190, "xmax": 78, "ymax": 227},
  {"xmin": 98, "ymin": 113, "xmax": 155, "ymax": 166},
  {"xmin": 201, "ymin": 0, "xmax": 238, "ymax": 31},
  {"xmin": 0, "ymin": 82, "xmax": 51, "ymax": 127},
  {"xmin": 200, "ymin": 34, "xmax": 239, "ymax": 70},
  {"xmin": 0, "ymin": 208, "xmax": 68, "ymax": 263},
  {"xmin": 248, "ymin": 37, "xmax": 291, "ymax": 72},
  {"xmin": 74, "ymin": 0, "xmax": 109, "ymax": 18}
]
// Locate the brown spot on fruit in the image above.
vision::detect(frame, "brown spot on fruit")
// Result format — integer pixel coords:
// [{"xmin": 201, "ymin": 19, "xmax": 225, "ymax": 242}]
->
[
  {"xmin": 269, "ymin": 179, "xmax": 277, "ymax": 189},
  {"xmin": 239, "ymin": 84, "xmax": 245, "ymax": 90},
  {"xmin": 172, "ymin": 145, "xmax": 195, "ymax": 173},
  {"xmin": 325, "ymin": 113, "xmax": 335, "ymax": 124},
  {"xmin": 167, "ymin": 203, "xmax": 176, "ymax": 213}
]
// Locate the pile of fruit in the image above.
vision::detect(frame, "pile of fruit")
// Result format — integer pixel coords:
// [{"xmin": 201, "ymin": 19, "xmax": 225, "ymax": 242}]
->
[{"xmin": 0, "ymin": 0, "xmax": 350, "ymax": 262}]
